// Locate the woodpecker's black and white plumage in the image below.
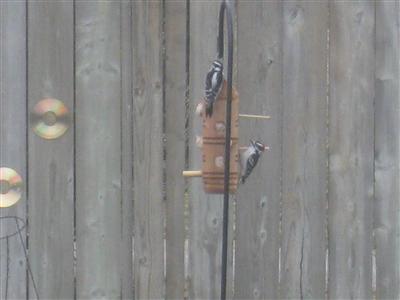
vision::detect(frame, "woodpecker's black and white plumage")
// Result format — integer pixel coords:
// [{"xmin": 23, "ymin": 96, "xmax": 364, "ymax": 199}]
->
[
  {"xmin": 240, "ymin": 140, "xmax": 266, "ymax": 184},
  {"xmin": 204, "ymin": 60, "xmax": 224, "ymax": 117}
]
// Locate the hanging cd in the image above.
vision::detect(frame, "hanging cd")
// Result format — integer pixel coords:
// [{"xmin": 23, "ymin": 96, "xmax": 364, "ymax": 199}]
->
[
  {"xmin": 0, "ymin": 167, "xmax": 23, "ymax": 208},
  {"xmin": 31, "ymin": 98, "xmax": 70, "ymax": 139}
]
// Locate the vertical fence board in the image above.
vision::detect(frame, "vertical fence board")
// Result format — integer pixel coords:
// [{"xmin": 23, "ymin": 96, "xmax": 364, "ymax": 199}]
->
[
  {"xmin": 0, "ymin": 2, "xmax": 27, "ymax": 299},
  {"xmin": 234, "ymin": 1, "xmax": 282, "ymax": 299},
  {"xmin": 75, "ymin": 1, "xmax": 126, "ymax": 298},
  {"xmin": 27, "ymin": 1, "xmax": 74, "ymax": 298},
  {"xmin": 188, "ymin": 2, "xmax": 224, "ymax": 299},
  {"xmin": 281, "ymin": 2, "xmax": 328, "ymax": 299},
  {"xmin": 132, "ymin": 1, "xmax": 165, "ymax": 299},
  {"xmin": 328, "ymin": 2, "xmax": 375, "ymax": 299},
  {"xmin": 120, "ymin": 0, "xmax": 134, "ymax": 298},
  {"xmin": 374, "ymin": 1, "xmax": 400, "ymax": 299},
  {"xmin": 2, "ymin": 2, "xmax": 400, "ymax": 298},
  {"xmin": 165, "ymin": 1, "xmax": 187, "ymax": 299}
]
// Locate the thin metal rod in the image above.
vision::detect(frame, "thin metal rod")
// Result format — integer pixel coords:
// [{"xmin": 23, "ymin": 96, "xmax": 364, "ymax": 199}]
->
[{"xmin": 218, "ymin": 1, "xmax": 234, "ymax": 299}]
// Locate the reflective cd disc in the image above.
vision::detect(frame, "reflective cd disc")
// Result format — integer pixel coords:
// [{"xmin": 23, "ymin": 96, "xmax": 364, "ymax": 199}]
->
[
  {"xmin": 0, "ymin": 168, "xmax": 23, "ymax": 208},
  {"xmin": 31, "ymin": 98, "xmax": 70, "ymax": 139}
]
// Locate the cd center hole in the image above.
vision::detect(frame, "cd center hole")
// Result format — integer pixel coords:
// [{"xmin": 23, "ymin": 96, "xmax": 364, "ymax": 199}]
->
[
  {"xmin": 43, "ymin": 111, "xmax": 57, "ymax": 126},
  {"xmin": 0, "ymin": 180, "xmax": 10, "ymax": 194}
]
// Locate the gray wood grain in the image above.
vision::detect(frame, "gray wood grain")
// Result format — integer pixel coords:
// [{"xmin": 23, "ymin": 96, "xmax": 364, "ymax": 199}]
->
[
  {"xmin": 328, "ymin": 2, "xmax": 375, "ymax": 299},
  {"xmin": 27, "ymin": 1, "xmax": 74, "ymax": 298},
  {"xmin": 131, "ymin": 1, "xmax": 165, "ymax": 298},
  {"xmin": 2, "ymin": 2, "xmax": 399, "ymax": 298},
  {"xmin": 188, "ymin": 2, "xmax": 225, "ymax": 299},
  {"xmin": 75, "ymin": 1, "xmax": 127, "ymax": 298},
  {"xmin": 234, "ymin": 1, "xmax": 282, "ymax": 299},
  {"xmin": 164, "ymin": 1, "xmax": 187, "ymax": 299},
  {"xmin": 120, "ymin": 1, "xmax": 134, "ymax": 298},
  {"xmin": 374, "ymin": 1, "xmax": 400, "ymax": 299},
  {"xmin": 0, "ymin": 2, "xmax": 27, "ymax": 299},
  {"xmin": 281, "ymin": 2, "xmax": 328, "ymax": 298}
]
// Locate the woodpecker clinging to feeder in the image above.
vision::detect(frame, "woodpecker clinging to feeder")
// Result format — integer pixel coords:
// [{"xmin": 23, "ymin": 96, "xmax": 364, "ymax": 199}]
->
[
  {"xmin": 240, "ymin": 140, "xmax": 267, "ymax": 184},
  {"xmin": 204, "ymin": 60, "xmax": 224, "ymax": 117}
]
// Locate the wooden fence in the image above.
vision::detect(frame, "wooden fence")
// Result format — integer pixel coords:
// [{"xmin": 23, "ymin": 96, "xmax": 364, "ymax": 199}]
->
[{"xmin": 0, "ymin": 1, "xmax": 399, "ymax": 299}]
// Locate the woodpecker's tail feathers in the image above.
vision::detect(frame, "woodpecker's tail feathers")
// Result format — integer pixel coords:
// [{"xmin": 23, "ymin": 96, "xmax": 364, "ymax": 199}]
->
[{"xmin": 205, "ymin": 104, "xmax": 213, "ymax": 117}]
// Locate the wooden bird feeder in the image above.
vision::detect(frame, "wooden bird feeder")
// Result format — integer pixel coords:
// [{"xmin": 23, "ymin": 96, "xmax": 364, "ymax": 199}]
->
[
  {"xmin": 183, "ymin": 81, "xmax": 239, "ymax": 193},
  {"xmin": 182, "ymin": 1, "xmax": 270, "ymax": 198},
  {"xmin": 182, "ymin": 80, "xmax": 270, "ymax": 194}
]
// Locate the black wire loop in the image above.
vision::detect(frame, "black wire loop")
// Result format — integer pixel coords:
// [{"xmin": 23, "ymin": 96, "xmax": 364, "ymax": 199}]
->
[
  {"xmin": 217, "ymin": 1, "xmax": 234, "ymax": 299},
  {"xmin": 0, "ymin": 216, "xmax": 40, "ymax": 299},
  {"xmin": 0, "ymin": 216, "xmax": 26, "ymax": 240}
]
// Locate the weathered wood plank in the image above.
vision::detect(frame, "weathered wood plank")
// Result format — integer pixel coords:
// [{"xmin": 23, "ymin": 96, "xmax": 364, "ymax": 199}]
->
[
  {"xmin": 188, "ymin": 1, "xmax": 223, "ymax": 299},
  {"xmin": 328, "ymin": 2, "xmax": 375, "ymax": 299},
  {"xmin": 27, "ymin": 1, "xmax": 74, "ymax": 298},
  {"xmin": 164, "ymin": 1, "xmax": 187, "ymax": 299},
  {"xmin": 120, "ymin": 0, "xmax": 134, "ymax": 298},
  {"xmin": 132, "ymin": 1, "xmax": 165, "ymax": 298},
  {"xmin": 281, "ymin": 2, "xmax": 328, "ymax": 298},
  {"xmin": 75, "ymin": 1, "xmax": 128, "ymax": 298},
  {"xmin": 374, "ymin": 1, "xmax": 400, "ymax": 299},
  {"xmin": 0, "ymin": 2, "xmax": 27, "ymax": 299},
  {"xmin": 234, "ymin": 1, "xmax": 282, "ymax": 299}
]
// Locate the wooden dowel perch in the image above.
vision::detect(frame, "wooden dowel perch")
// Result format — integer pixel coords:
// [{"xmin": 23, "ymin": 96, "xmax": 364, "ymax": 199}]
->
[
  {"xmin": 182, "ymin": 170, "xmax": 202, "ymax": 177},
  {"xmin": 238, "ymin": 113, "xmax": 271, "ymax": 120},
  {"xmin": 239, "ymin": 146, "xmax": 270, "ymax": 151}
]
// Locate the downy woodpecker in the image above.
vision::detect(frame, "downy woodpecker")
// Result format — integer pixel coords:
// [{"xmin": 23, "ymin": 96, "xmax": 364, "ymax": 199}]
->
[
  {"xmin": 240, "ymin": 140, "xmax": 266, "ymax": 184},
  {"xmin": 204, "ymin": 60, "xmax": 224, "ymax": 117}
]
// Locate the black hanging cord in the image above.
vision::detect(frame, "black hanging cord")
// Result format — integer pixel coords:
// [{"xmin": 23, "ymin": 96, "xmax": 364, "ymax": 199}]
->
[
  {"xmin": 217, "ymin": 1, "xmax": 234, "ymax": 299},
  {"xmin": 15, "ymin": 218, "xmax": 40, "ymax": 299},
  {"xmin": 0, "ymin": 216, "xmax": 40, "ymax": 299}
]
